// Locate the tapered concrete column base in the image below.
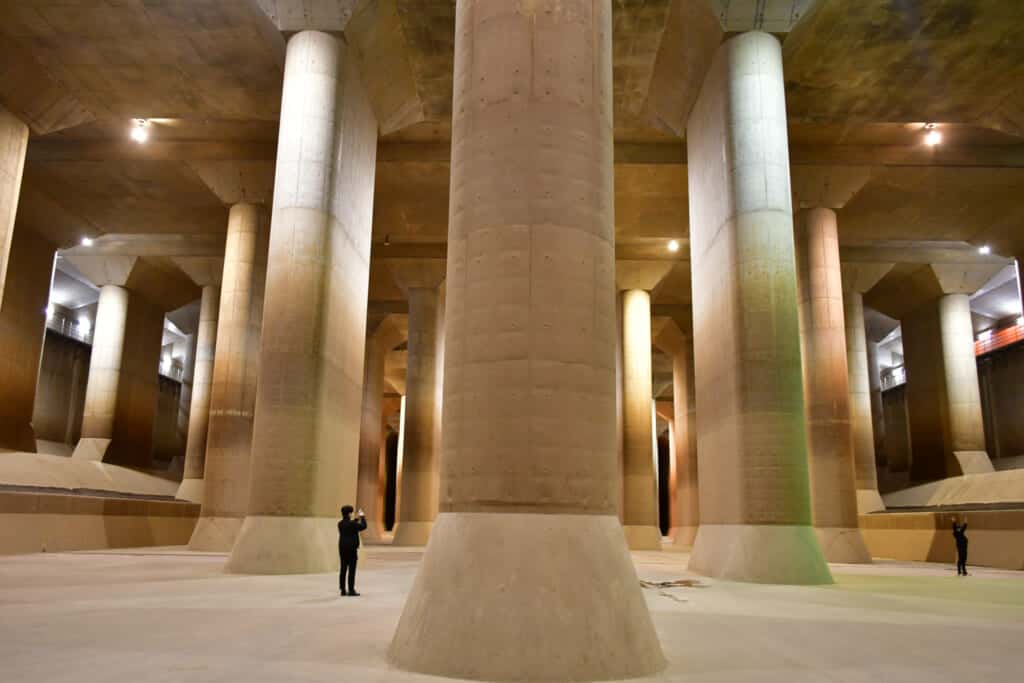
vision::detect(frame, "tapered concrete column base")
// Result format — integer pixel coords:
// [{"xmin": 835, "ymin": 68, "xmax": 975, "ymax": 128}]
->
[
  {"xmin": 689, "ymin": 524, "xmax": 833, "ymax": 584},
  {"xmin": 226, "ymin": 516, "xmax": 339, "ymax": 574},
  {"xmin": 954, "ymin": 450, "xmax": 994, "ymax": 475},
  {"xmin": 856, "ymin": 489, "xmax": 885, "ymax": 514},
  {"xmin": 815, "ymin": 527, "xmax": 873, "ymax": 564},
  {"xmin": 391, "ymin": 521, "xmax": 433, "ymax": 547},
  {"xmin": 670, "ymin": 525, "xmax": 698, "ymax": 548},
  {"xmin": 361, "ymin": 520, "xmax": 390, "ymax": 544},
  {"xmin": 389, "ymin": 512, "xmax": 666, "ymax": 682},
  {"xmin": 188, "ymin": 516, "xmax": 243, "ymax": 552},
  {"xmin": 623, "ymin": 524, "xmax": 663, "ymax": 550},
  {"xmin": 175, "ymin": 478, "xmax": 204, "ymax": 504},
  {"xmin": 71, "ymin": 438, "xmax": 111, "ymax": 462}
]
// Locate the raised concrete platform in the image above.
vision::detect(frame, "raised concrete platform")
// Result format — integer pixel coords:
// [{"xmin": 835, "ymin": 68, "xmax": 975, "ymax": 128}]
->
[
  {"xmin": 0, "ymin": 491, "xmax": 198, "ymax": 555},
  {"xmin": 883, "ymin": 469, "xmax": 1024, "ymax": 509},
  {"xmin": 2, "ymin": 546, "xmax": 1021, "ymax": 682},
  {"xmin": 861, "ymin": 508, "xmax": 1024, "ymax": 570},
  {"xmin": 0, "ymin": 451, "xmax": 180, "ymax": 498}
]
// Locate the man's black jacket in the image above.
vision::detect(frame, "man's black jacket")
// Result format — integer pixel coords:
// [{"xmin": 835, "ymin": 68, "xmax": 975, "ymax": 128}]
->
[{"xmin": 338, "ymin": 516, "xmax": 367, "ymax": 554}]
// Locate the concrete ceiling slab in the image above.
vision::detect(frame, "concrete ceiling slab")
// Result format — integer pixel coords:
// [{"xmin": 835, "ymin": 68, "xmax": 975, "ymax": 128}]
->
[
  {"xmin": 784, "ymin": 0, "xmax": 1024, "ymax": 134},
  {"xmin": 710, "ymin": 0, "xmax": 814, "ymax": 32},
  {"xmin": 256, "ymin": 0, "xmax": 358, "ymax": 31},
  {"xmin": 190, "ymin": 160, "xmax": 276, "ymax": 205},
  {"xmin": 0, "ymin": 1, "xmax": 285, "ymax": 122}
]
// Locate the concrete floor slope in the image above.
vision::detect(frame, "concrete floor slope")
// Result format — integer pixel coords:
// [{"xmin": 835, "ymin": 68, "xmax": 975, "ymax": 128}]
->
[{"xmin": 1, "ymin": 547, "xmax": 1023, "ymax": 682}]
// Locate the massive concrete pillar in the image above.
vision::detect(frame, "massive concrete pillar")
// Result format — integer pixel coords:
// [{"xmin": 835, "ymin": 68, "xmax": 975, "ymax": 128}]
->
[
  {"xmin": 74, "ymin": 286, "xmax": 127, "ymax": 460},
  {"xmin": 389, "ymin": 265, "xmax": 445, "ymax": 546},
  {"xmin": 867, "ymin": 340, "xmax": 887, "ymax": 468},
  {"xmin": 0, "ymin": 227, "xmax": 55, "ymax": 452},
  {"xmin": 840, "ymin": 262, "xmax": 892, "ymax": 509},
  {"xmin": 843, "ymin": 289, "xmax": 885, "ymax": 513},
  {"xmin": 175, "ymin": 331, "xmax": 197, "ymax": 445},
  {"xmin": 0, "ymin": 105, "xmax": 47, "ymax": 453},
  {"xmin": 794, "ymin": 209, "xmax": 870, "ymax": 563},
  {"xmin": 0, "ymin": 105, "xmax": 28, "ymax": 314},
  {"xmin": 620, "ymin": 289, "xmax": 662, "ymax": 549},
  {"xmin": 226, "ymin": 30, "xmax": 377, "ymax": 573},
  {"xmin": 902, "ymin": 293, "xmax": 991, "ymax": 481},
  {"xmin": 189, "ymin": 204, "xmax": 267, "ymax": 549},
  {"xmin": 654, "ymin": 319, "xmax": 698, "ymax": 546},
  {"xmin": 686, "ymin": 31, "xmax": 831, "ymax": 584},
  {"xmin": 843, "ymin": 291, "xmax": 880, "ymax": 507},
  {"xmin": 356, "ymin": 316, "xmax": 406, "ymax": 541},
  {"xmin": 73, "ymin": 284, "xmax": 164, "ymax": 467},
  {"xmin": 389, "ymin": 3, "xmax": 665, "ymax": 680},
  {"xmin": 176, "ymin": 285, "xmax": 219, "ymax": 502}
]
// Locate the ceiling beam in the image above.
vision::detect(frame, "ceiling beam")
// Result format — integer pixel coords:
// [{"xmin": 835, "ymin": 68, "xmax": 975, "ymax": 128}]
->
[{"xmin": 26, "ymin": 138, "xmax": 1024, "ymax": 169}]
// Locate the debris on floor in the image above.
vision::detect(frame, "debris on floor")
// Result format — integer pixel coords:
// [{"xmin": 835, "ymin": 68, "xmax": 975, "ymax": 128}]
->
[{"xmin": 639, "ymin": 578, "xmax": 706, "ymax": 603}]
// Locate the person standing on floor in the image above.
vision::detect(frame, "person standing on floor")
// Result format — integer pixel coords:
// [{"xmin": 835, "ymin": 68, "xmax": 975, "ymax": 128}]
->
[
  {"xmin": 952, "ymin": 518, "xmax": 969, "ymax": 576},
  {"xmin": 338, "ymin": 505, "xmax": 367, "ymax": 596}
]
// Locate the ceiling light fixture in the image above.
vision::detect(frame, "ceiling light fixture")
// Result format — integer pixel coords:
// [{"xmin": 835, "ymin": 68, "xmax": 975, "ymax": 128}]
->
[
  {"xmin": 978, "ymin": 245, "xmax": 991, "ymax": 255},
  {"xmin": 667, "ymin": 239, "xmax": 680, "ymax": 253},
  {"xmin": 131, "ymin": 118, "xmax": 150, "ymax": 143},
  {"xmin": 923, "ymin": 123, "xmax": 942, "ymax": 147},
  {"xmin": 80, "ymin": 236, "xmax": 94, "ymax": 247}
]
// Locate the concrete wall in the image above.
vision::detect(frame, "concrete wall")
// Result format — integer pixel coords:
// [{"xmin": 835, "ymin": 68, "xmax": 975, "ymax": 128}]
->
[
  {"xmin": 151, "ymin": 375, "xmax": 183, "ymax": 464},
  {"xmin": 104, "ymin": 295, "xmax": 165, "ymax": 469},
  {"xmin": 0, "ymin": 226, "xmax": 54, "ymax": 452},
  {"xmin": 978, "ymin": 343, "xmax": 1024, "ymax": 461},
  {"xmin": 861, "ymin": 509, "xmax": 1024, "ymax": 571},
  {"xmin": 32, "ymin": 330, "xmax": 90, "ymax": 445},
  {"xmin": 880, "ymin": 384, "xmax": 912, "ymax": 492},
  {"xmin": 0, "ymin": 491, "xmax": 198, "ymax": 555}
]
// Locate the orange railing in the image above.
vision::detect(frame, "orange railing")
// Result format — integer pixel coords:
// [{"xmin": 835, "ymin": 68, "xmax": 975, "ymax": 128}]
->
[{"xmin": 975, "ymin": 323, "xmax": 1024, "ymax": 357}]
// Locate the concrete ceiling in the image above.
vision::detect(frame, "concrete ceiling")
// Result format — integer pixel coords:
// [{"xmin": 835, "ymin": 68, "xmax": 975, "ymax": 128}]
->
[{"xmin": 1, "ymin": 0, "xmax": 1023, "ymax": 337}]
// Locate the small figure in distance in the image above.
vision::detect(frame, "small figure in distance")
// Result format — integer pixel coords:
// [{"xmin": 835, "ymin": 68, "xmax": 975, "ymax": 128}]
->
[
  {"xmin": 338, "ymin": 505, "xmax": 367, "ymax": 596},
  {"xmin": 952, "ymin": 517, "xmax": 969, "ymax": 576}
]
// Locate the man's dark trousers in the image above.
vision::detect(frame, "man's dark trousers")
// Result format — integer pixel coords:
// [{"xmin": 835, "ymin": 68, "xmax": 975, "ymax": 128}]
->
[
  {"xmin": 956, "ymin": 543, "xmax": 968, "ymax": 575},
  {"xmin": 340, "ymin": 551, "xmax": 358, "ymax": 594}
]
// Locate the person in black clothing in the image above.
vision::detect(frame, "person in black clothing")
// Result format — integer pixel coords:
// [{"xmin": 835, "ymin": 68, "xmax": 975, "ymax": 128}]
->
[
  {"xmin": 952, "ymin": 518, "xmax": 969, "ymax": 576},
  {"xmin": 338, "ymin": 505, "xmax": 367, "ymax": 596}
]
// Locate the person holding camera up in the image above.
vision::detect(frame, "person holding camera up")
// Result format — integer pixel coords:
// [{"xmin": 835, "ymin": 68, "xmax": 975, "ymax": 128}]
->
[{"xmin": 338, "ymin": 505, "xmax": 367, "ymax": 596}]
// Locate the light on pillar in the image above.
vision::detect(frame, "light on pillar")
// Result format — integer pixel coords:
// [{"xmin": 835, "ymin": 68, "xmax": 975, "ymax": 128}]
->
[
  {"xmin": 667, "ymin": 239, "xmax": 680, "ymax": 253},
  {"xmin": 130, "ymin": 119, "xmax": 150, "ymax": 144},
  {"xmin": 923, "ymin": 123, "xmax": 942, "ymax": 147}
]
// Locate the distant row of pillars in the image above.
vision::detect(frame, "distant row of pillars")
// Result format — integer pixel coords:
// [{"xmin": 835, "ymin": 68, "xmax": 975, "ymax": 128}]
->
[
  {"xmin": 0, "ymin": 22, "xmax": 1006, "ymax": 583},
  {"xmin": 1, "ymin": 16, "xmax": 1016, "ymax": 680}
]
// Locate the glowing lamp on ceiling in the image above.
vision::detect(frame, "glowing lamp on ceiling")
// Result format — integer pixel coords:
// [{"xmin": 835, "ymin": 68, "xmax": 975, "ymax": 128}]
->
[{"xmin": 131, "ymin": 118, "xmax": 150, "ymax": 143}]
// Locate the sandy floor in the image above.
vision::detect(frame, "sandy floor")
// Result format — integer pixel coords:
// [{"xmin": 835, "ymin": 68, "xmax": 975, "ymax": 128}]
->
[{"xmin": 1, "ymin": 545, "xmax": 1022, "ymax": 682}]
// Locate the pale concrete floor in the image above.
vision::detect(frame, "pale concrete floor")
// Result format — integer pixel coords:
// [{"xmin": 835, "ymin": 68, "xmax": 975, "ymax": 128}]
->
[{"xmin": 1, "ymin": 545, "xmax": 1022, "ymax": 682}]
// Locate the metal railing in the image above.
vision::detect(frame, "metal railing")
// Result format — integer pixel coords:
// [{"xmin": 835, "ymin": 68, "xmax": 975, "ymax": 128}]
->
[
  {"xmin": 46, "ymin": 312, "xmax": 92, "ymax": 345},
  {"xmin": 881, "ymin": 365, "xmax": 906, "ymax": 391}
]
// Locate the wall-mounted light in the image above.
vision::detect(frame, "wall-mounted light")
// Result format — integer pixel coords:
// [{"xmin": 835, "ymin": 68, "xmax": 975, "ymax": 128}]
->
[
  {"xmin": 667, "ymin": 239, "xmax": 680, "ymax": 253},
  {"xmin": 80, "ymin": 236, "xmax": 94, "ymax": 247},
  {"xmin": 131, "ymin": 118, "xmax": 150, "ymax": 143},
  {"xmin": 978, "ymin": 245, "xmax": 991, "ymax": 255},
  {"xmin": 45, "ymin": 305, "xmax": 54, "ymax": 318},
  {"xmin": 923, "ymin": 123, "xmax": 942, "ymax": 147}
]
